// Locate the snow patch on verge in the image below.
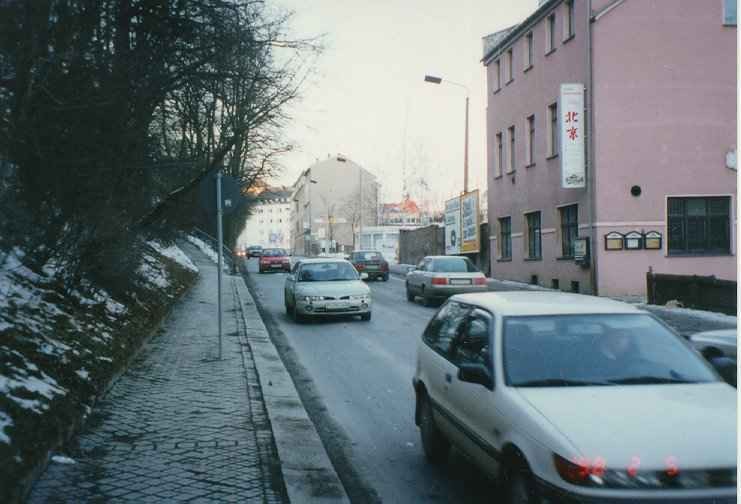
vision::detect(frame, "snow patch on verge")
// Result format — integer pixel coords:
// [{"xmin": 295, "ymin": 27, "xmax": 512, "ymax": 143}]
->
[
  {"xmin": 187, "ymin": 235, "xmax": 220, "ymax": 265},
  {"xmin": 51, "ymin": 455, "xmax": 76, "ymax": 465},
  {"xmin": 137, "ymin": 254, "xmax": 170, "ymax": 289},
  {"xmin": 147, "ymin": 241, "xmax": 199, "ymax": 273}
]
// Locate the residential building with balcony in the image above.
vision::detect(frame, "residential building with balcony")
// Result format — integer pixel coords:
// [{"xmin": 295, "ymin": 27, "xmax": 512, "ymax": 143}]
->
[{"xmin": 483, "ymin": 0, "xmax": 737, "ymax": 296}]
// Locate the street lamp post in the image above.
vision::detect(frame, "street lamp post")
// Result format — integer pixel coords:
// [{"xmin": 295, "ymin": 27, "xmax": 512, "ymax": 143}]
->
[
  {"xmin": 424, "ymin": 74, "xmax": 470, "ymax": 194},
  {"xmin": 305, "ymin": 172, "xmax": 318, "ymax": 256}
]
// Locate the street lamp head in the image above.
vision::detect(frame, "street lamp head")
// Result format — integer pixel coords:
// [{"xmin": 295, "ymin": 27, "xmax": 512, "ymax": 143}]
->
[{"xmin": 424, "ymin": 75, "xmax": 442, "ymax": 84}]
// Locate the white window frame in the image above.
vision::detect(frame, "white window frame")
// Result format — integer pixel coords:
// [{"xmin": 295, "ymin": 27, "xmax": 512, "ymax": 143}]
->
[{"xmin": 495, "ymin": 60, "xmax": 501, "ymax": 90}]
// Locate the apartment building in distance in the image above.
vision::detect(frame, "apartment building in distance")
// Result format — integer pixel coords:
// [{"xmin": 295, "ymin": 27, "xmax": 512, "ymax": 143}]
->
[{"xmin": 291, "ymin": 155, "xmax": 379, "ymax": 255}]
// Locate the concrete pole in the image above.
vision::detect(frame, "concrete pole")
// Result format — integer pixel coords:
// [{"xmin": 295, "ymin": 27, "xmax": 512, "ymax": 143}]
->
[{"xmin": 216, "ymin": 169, "xmax": 223, "ymax": 360}]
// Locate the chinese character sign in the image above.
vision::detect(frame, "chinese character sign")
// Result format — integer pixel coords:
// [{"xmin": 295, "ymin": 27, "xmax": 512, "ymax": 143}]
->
[{"xmin": 560, "ymin": 83, "xmax": 585, "ymax": 188}]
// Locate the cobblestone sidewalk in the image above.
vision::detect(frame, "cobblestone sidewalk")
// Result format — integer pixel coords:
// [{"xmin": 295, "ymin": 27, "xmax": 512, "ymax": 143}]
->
[{"xmin": 28, "ymin": 243, "xmax": 288, "ymax": 503}]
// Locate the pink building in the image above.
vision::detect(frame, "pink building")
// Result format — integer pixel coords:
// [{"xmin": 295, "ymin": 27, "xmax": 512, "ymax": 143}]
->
[{"xmin": 483, "ymin": 0, "xmax": 737, "ymax": 296}]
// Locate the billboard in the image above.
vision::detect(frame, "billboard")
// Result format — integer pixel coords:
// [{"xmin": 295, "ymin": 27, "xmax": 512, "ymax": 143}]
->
[
  {"xmin": 445, "ymin": 191, "xmax": 480, "ymax": 255},
  {"xmin": 460, "ymin": 190, "xmax": 480, "ymax": 254},
  {"xmin": 560, "ymin": 83, "xmax": 586, "ymax": 189},
  {"xmin": 444, "ymin": 197, "xmax": 461, "ymax": 255}
]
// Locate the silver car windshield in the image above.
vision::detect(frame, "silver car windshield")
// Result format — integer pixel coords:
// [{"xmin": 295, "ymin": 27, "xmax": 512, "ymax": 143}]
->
[
  {"xmin": 298, "ymin": 262, "xmax": 359, "ymax": 282},
  {"xmin": 503, "ymin": 314, "xmax": 718, "ymax": 387}
]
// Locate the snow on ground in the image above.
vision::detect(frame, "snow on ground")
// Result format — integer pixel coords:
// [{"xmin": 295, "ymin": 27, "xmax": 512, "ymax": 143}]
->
[
  {"xmin": 75, "ymin": 369, "xmax": 90, "ymax": 380},
  {"xmin": 0, "ymin": 354, "xmax": 67, "ymax": 414},
  {"xmin": 639, "ymin": 304, "xmax": 737, "ymax": 325},
  {"xmin": 0, "ymin": 411, "xmax": 12, "ymax": 444},
  {"xmin": 137, "ymin": 253, "xmax": 170, "ymax": 289},
  {"xmin": 50, "ymin": 455, "xmax": 76, "ymax": 464},
  {"xmin": 147, "ymin": 240, "xmax": 199, "ymax": 273},
  {"xmin": 187, "ymin": 235, "xmax": 220, "ymax": 265}
]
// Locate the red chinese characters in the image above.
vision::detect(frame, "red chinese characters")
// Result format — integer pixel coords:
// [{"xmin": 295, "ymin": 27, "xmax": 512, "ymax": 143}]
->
[{"xmin": 565, "ymin": 111, "xmax": 579, "ymax": 140}]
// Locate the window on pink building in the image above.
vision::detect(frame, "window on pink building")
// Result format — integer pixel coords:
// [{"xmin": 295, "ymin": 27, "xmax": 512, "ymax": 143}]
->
[
  {"xmin": 546, "ymin": 13, "xmax": 556, "ymax": 53},
  {"xmin": 495, "ymin": 60, "xmax": 501, "ymax": 90},
  {"xmin": 527, "ymin": 115, "xmax": 535, "ymax": 165},
  {"xmin": 508, "ymin": 125, "xmax": 515, "ymax": 173},
  {"xmin": 548, "ymin": 103, "xmax": 558, "ymax": 157},
  {"xmin": 506, "ymin": 49, "xmax": 513, "ymax": 83},
  {"xmin": 564, "ymin": 0, "xmax": 575, "ymax": 40},
  {"xmin": 495, "ymin": 132, "xmax": 503, "ymax": 177},
  {"xmin": 524, "ymin": 32, "xmax": 533, "ymax": 69},
  {"xmin": 668, "ymin": 197, "xmax": 731, "ymax": 255}
]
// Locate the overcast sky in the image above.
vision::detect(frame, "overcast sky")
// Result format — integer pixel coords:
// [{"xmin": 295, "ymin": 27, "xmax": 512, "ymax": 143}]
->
[{"xmin": 271, "ymin": 0, "xmax": 537, "ymax": 209}]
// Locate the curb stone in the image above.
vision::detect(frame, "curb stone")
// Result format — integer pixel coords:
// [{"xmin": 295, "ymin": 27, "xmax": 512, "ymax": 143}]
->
[{"xmin": 233, "ymin": 277, "xmax": 350, "ymax": 504}]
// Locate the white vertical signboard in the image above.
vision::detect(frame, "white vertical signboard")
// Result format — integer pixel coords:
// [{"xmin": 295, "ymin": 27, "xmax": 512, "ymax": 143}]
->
[
  {"xmin": 445, "ymin": 196, "xmax": 461, "ymax": 255},
  {"xmin": 560, "ymin": 83, "xmax": 586, "ymax": 188}
]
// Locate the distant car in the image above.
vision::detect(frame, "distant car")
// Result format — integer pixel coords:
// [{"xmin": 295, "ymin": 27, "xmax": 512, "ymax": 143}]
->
[
  {"xmin": 689, "ymin": 328, "xmax": 737, "ymax": 386},
  {"xmin": 413, "ymin": 292, "xmax": 736, "ymax": 504},
  {"xmin": 259, "ymin": 248, "xmax": 290, "ymax": 273},
  {"xmin": 284, "ymin": 258, "xmax": 371, "ymax": 322},
  {"xmin": 349, "ymin": 250, "xmax": 389, "ymax": 281},
  {"xmin": 405, "ymin": 256, "xmax": 487, "ymax": 306},
  {"xmin": 247, "ymin": 245, "xmax": 263, "ymax": 258}
]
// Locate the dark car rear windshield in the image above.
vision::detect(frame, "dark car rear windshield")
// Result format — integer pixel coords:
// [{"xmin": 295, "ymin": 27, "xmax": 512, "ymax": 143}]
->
[
  {"xmin": 431, "ymin": 257, "xmax": 478, "ymax": 273},
  {"xmin": 353, "ymin": 252, "xmax": 382, "ymax": 261},
  {"xmin": 262, "ymin": 248, "xmax": 287, "ymax": 257}
]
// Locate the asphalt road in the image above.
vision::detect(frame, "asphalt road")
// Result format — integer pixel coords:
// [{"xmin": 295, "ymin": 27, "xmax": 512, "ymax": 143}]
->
[{"xmin": 243, "ymin": 258, "xmax": 497, "ymax": 504}]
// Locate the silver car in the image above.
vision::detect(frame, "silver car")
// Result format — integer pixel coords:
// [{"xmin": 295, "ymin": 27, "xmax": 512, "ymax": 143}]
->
[
  {"xmin": 284, "ymin": 258, "xmax": 371, "ymax": 323},
  {"xmin": 405, "ymin": 255, "xmax": 487, "ymax": 306}
]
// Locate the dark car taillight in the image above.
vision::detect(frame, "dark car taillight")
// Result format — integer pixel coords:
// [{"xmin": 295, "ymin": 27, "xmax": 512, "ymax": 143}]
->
[
  {"xmin": 431, "ymin": 277, "xmax": 448, "ymax": 286},
  {"xmin": 355, "ymin": 263, "xmax": 364, "ymax": 270},
  {"xmin": 381, "ymin": 261, "xmax": 389, "ymax": 272},
  {"xmin": 473, "ymin": 277, "xmax": 487, "ymax": 285}
]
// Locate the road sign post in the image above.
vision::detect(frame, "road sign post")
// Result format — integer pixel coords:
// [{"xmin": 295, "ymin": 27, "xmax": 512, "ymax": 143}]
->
[{"xmin": 216, "ymin": 170, "xmax": 223, "ymax": 360}]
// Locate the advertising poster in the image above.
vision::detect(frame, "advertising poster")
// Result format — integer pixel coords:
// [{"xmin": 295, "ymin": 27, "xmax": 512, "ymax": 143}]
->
[
  {"xmin": 444, "ymin": 196, "xmax": 461, "ymax": 255},
  {"xmin": 460, "ymin": 190, "xmax": 480, "ymax": 254}
]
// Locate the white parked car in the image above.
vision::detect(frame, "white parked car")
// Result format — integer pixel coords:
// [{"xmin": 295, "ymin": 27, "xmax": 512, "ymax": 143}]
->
[
  {"xmin": 284, "ymin": 258, "xmax": 371, "ymax": 322},
  {"xmin": 412, "ymin": 292, "xmax": 736, "ymax": 503}
]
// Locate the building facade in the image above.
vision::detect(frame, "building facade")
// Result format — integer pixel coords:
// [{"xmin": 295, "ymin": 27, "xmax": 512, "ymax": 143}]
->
[
  {"xmin": 236, "ymin": 187, "xmax": 292, "ymax": 250},
  {"xmin": 483, "ymin": 0, "xmax": 737, "ymax": 296},
  {"xmin": 381, "ymin": 198, "xmax": 422, "ymax": 225},
  {"xmin": 291, "ymin": 155, "xmax": 379, "ymax": 255}
]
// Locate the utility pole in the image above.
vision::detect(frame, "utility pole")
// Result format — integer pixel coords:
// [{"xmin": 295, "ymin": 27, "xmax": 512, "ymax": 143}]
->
[{"xmin": 359, "ymin": 168, "xmax": 363, "ymax": 251}]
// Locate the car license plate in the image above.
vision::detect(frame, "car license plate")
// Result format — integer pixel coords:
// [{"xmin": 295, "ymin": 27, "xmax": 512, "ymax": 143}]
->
[
  {"xmin": 365, "ymin": 265, "xmax": 378, "ymax": 270},
  {"xmin": 450, "ymin": 279, "xmax": 471, "ymax": 285},
  {"xmin": 271, "ymin": 263, "xmax": 282, "ymax": 268},
  {"xmin": 327, "ymin": 302, "xmax": 349, "ymax": 311}
]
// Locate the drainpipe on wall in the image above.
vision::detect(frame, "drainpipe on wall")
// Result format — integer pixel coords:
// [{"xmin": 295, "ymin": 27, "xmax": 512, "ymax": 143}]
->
[{"xmin": 586, "ymin": 0, "xmax": 599, "ymax": 295}]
